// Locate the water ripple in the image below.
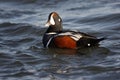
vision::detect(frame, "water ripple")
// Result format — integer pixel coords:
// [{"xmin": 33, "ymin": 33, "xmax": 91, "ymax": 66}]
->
[{"xmin": 0, "ymin": 0, "xmax": 119, "ymax": 80}]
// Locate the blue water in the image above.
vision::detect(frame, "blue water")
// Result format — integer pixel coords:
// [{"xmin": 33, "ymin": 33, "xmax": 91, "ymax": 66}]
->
[{"xmin": 0, "ymin": 0, "xmax": 120, "ymax": 80}]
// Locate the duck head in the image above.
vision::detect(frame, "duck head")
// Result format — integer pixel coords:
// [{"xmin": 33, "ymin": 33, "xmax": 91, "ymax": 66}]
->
[{"xmin": 45, "ymin": 12, "xmax": 63, "ymax": 32}]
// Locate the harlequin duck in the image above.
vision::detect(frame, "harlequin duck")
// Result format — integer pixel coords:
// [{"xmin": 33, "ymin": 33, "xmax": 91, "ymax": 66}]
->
[{"xmin": 42, "ymin": 12, "xmax": 105, "ymax": 49}]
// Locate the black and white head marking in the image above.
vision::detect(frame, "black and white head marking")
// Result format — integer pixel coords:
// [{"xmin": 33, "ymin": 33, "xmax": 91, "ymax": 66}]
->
[{"xmin": 49, "ymin": 14, "xmax": 55, "ymax": 25}]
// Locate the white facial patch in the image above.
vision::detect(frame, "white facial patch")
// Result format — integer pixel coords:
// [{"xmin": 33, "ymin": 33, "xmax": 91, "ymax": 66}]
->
[{"xmin": 50, "ymin": 15, "xmax": 55, "ymax": 25}]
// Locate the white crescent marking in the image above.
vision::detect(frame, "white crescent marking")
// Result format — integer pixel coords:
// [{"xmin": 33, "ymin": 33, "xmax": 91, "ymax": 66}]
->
[{"xmin": 46, "ymin": 37, "xmax": 52, "ymax": 48}]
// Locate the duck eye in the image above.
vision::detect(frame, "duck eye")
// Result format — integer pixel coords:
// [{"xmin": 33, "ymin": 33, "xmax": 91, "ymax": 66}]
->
[{"xmin": 58, "ymin": 18, "xmax": 61, "ymax": 22}]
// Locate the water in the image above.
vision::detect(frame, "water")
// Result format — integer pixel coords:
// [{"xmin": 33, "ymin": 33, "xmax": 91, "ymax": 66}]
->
[{"xmin": 0, "ymin": 0, "xmax": 120, "ymax": 80}]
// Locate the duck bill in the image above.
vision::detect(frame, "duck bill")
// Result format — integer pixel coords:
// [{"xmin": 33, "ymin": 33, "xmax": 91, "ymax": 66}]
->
[{"xmin": 45, "ymin": 22, "xmax": 50, "ymax": 27}]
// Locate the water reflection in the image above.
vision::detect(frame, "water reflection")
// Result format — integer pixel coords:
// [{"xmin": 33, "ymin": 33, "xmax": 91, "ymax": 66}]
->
[{"xmin": 46, "ymin": 46, "xmax": 109, "ymax": 55}]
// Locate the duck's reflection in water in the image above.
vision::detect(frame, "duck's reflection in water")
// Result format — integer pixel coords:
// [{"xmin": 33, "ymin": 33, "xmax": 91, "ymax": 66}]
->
[{"xmin": 47, "ymin": 46, "xmax": 109, "ymax": 55}]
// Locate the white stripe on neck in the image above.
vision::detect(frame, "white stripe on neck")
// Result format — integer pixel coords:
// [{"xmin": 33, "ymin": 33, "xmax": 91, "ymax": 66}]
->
[{"xmin": 47, "ymin": 32, "xmax": 57, "ymax": 35}]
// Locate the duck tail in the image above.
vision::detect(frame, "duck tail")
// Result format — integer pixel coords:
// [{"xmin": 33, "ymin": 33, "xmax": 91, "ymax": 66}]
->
[{"xmin": 97, "ymin": 37, "xmax": 106, "ymax": 42}]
